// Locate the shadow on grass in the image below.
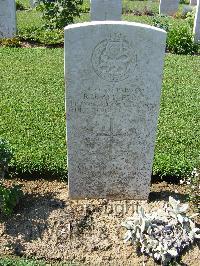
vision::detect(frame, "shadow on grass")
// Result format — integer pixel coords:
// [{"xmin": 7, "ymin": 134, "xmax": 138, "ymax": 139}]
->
[
  {"xmin": 7, "ymin": 167, "xmax": 68, "ymax": 182},
  {"xmin": 8, "ymin": 167, "xmax": 182, "ymax": 185},
  {"xmin": 151, "ymin": 174, "xmax": 181, "ymax": 184},
  {"xmin": 149, "ymin": 190, "xmax": 189, "ymax": 203}
]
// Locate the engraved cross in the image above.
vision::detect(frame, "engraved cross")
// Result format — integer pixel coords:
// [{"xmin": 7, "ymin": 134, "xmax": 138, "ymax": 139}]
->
[{"xmin": 96, "ymin": 118, "xmax": 127, "ymax": 160}]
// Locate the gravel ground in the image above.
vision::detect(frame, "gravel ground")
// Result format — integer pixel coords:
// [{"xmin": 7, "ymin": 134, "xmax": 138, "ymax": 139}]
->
[{"xmin": 0, "ymin": 178, "xmax": 199, "ymax": 265}]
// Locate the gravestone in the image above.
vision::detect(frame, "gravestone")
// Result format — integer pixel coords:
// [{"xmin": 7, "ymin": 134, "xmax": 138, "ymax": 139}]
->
[
  {"xmin": 30, "ymin": 0, "xmax": 34, "ymax": 8},
  {"xmin": 190, "ymin": 0, "xmax": 197, "ymax": 5},
  {"xmin": 90, "ymin": 0, "xmax": 122, "ymax": 21},
  {"xmin": 65, "ymin": 21, "xmax": 166, "ymax": 200},
  {"xmin": 29, "ymin": 0, "xmax": 38, "ymax": 8},
  {"xmin": 193, "ymin": 0, "xmax": 200, "ymax": 42},
  {"xmin": 0, "ymin": 0, "xmax": 16, "ymax": 38},
  {"xmin": 30, "ymin": 0, "xmax": 55, "ymax": 8},
  {"xmin": 159, "ymin": 0, "xmax": 179, "ymax": 16},
  {"xmin": 182, "ymin": 5, "xmax": 193, "ymax": 16}
]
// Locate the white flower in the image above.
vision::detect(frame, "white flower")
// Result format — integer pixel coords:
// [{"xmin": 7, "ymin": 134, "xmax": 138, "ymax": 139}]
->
[{"xmin": 122, "ymin": 196, "xmax": 199, "ymax": 265}]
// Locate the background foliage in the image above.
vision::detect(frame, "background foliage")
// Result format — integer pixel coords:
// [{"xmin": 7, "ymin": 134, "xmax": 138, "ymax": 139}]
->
[
  {"xmin": 38, "ymin": 0, "xmax": 83, "ymax": 29},
  {"xmin": 15, "ymin": 0, "xmax": 199, "ymax": 52}
]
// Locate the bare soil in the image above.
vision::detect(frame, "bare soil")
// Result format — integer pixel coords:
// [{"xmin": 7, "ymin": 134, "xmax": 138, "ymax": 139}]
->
[{"xmin": 0, "ymin": 178, "xmax": 199, "ymax": 265}]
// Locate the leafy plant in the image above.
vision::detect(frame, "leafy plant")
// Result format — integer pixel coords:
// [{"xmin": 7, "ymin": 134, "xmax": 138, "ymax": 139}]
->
[
  {"xmin": 122, "ymin": 197, "xmax": 200, "ymax": 265},
  {"xmin": 0, "ymin": 183, "xmax": 23, "ymax": 216},
  {"xmin": 0, "ymin": 38, "xmax": 21, "ymax": 48},
  {"xmin": 185, "ymin": 9, "xmax": 196, "ymax": 28},
  {"xmin": 19, "ymin": 26, "xmax": 64, "ymax": 45},
  {"xmin": 152, "ymin": 15, "xmax": 170, "ymax": 32},
  {"xmin": 37, "ymin": 0, "xmax": 83, "ymax": 29},
  {"xmin": 122, "ymin": 5, "xmax": 155, "ymax": 16},
  {"xmin": 16, "ymin": 0, "xmax": 26, "ymax": 11},
  {"xmin": 179, "ymin": 0, "xmax": 189, "ymax": 3},
  {"xmin": 0, "ymin": 139, "xmax": 13, "ymax": 179},
  {"xmin": 79, "ymin": 1, "xmax": 89, "ymax": 13},
  {"xmin": 0, "ymin": 140, "xmax": 23, "ymax": 216},
  {"xmin": 167, "ymin": 25, "xmax": 199, "ymax": 55}
]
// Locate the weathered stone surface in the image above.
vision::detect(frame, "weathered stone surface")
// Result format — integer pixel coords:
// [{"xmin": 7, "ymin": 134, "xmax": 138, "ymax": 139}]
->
[
  {"xmin": 29, "ymin": 0, "xmax": 37, "ymax": 8},
  {"xmin": 159, "ymin": 0, "xmax": 179, "ymax": 16},
  {"xmin": 30, "ymin": 0, "xmax": 54, "ymax": 8},
  {"xmin": 0, "ymin": 0, "xmax": 16, "ymax": 38},
  {"xmin": 65, "ymin": 21, "xmax": 166, "ymax": 200},
  {"xmin": 182, "ymin": 5, "xmax": 193, "ymax": 16},
  {"xmin": 194, "ymin": 0, "xmax": 200, "ymax": 42},
  {"xmin": 190, "ymin": 0, "xmax": 197, "ymax": 6},
  {"xmin": 29, "ymin": 0, "xmax": 34, "ymax": 8},
  {"xmin": 90, "ymin": 0, "xmax": 122, "ymax": 21}
]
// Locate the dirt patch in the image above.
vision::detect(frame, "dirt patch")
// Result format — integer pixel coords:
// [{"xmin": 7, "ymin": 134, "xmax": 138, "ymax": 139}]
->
[{"xmin": 0, "ymin": 179, "xmax": 199, "ymax": 265}]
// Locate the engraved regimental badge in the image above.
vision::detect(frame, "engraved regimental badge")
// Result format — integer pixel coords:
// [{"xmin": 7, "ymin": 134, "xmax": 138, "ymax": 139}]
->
[{"xmin": 91, "ymin": 33, "xmax": 136, "ymax": 82}]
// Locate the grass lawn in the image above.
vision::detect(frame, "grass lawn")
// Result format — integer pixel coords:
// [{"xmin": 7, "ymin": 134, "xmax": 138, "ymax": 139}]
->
[
  {"xmin": 0, "ymin": 0, "xmax": 199, "ymax": 179},
  {"xmin": 0, "ymin": 48, "xmax": 66, "ymax": 177},
  {"xmin": 0, "ymin": 48, "xmax": 199, "ymax": 178},
  {"xmin": 0, "ymin": 257, "xmax": 46, "ymax": 266},
  {"xmin": 17, "ymin": 10, "xmax": 43, "ymax": 30},
  {"xmin": 0, "ymin": 256, "xmax": 72, "ymax": 266},
  {"xmin": 155, "ymin": 54, "xmax": 200, "ymax": 177}
]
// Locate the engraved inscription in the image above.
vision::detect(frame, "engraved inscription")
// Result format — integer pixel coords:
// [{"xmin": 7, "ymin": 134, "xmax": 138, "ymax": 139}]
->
[
  {"xmin": 68, "ymin": 82, "xmax": 148, "ymax": 115},
  {"xmin": 66, "ymin": 23, "xmax": 166, "ymax": 199},
  {"xmin": 91, "ymin": 33, "xmax": 136, "ymax": 82}
]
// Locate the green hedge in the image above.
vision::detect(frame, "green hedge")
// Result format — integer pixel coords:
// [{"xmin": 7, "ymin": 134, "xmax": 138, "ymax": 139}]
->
[{"xmin": 0, "ymin": 48, "xmax": 199, "ymax": 178}]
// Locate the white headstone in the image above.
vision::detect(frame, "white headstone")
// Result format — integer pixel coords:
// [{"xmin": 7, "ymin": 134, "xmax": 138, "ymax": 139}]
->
[
  {"xmin": 182, "ymin": 5, "xmax": 193, "ymax": 16},
  {"xmin": 90, "ymin": 0, "xmax": 122, "ymax": 21},
  {"xmin": 0, "ymin": 0, "xmax": 16, "ymax": 38},
  {"xmin": 159, "ymin": 0, "xmax": 180, "ymax": 16},
  {"xmin": 194, "ymin": 0, "xmax": 200, "ymax": 42},
  {"xmin": 30, "ymin": 0, "xmax": 50, "ymax": 8},
  {"xmin": 65, "ymin": 21, "xmax": 166, "ymax": 200},
  {"xmin": 190, "ymin": 0, "xmax": 197, "ymax": 6},
  {"xmin": 29, "ymin": 0, "xmax": 37, "ymax": 8},
  {"xmin": 30, "ymin": 0, "xmax": 34, "ymax": 8}
]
